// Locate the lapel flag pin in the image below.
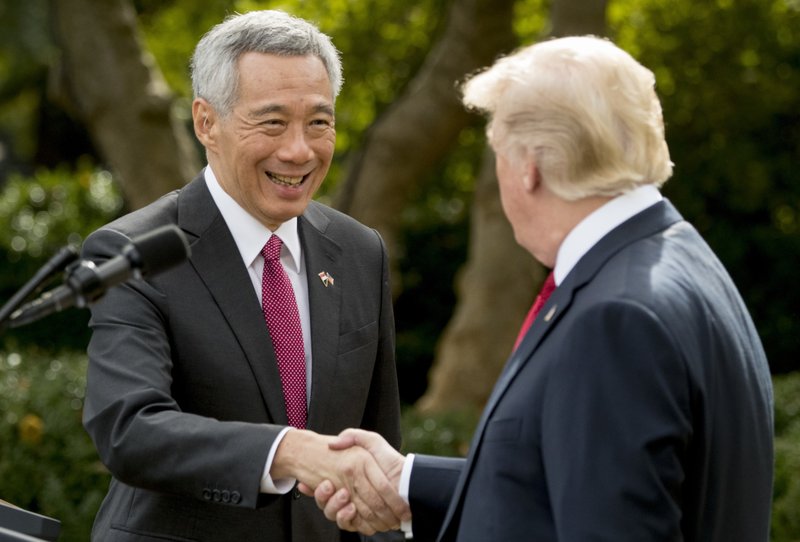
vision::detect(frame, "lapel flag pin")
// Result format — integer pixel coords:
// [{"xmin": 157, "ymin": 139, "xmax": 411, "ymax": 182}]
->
[
  {"xmin": 318, "ymin": 271, "xmax": 334, "ymax": 287},
  {"xmin": 544, "ymin": 305, "xmax": 556, "ymax": 322}
]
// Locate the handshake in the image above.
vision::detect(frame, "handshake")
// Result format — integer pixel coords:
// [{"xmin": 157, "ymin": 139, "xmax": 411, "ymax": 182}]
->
[{"xmin": 273, "ymin": 428, "xmax": 411, "ymax": 535}]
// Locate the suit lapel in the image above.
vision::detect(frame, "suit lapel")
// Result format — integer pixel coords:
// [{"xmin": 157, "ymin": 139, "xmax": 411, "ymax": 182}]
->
[
  {"xmin": 436, "ymin": 199, "xmax": 684, "ymax": 541},
  {"xmin": 177, "ymin": 177, "xmax": 288, "ymax": 425},
  {"xmin": 298, "ymin": 203, "xmax": 344, "ymax": 432}
]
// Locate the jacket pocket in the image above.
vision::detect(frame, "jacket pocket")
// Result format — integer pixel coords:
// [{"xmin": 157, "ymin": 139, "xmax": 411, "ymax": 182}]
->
[{"xmin": 338, "ymin": 320, "xmax": 378, "ymax": 355}]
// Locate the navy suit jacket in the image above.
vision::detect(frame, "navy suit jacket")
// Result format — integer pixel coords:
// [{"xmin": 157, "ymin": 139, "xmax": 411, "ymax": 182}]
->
[
  {"xmin": 81, "ymin": 175, "xmax": 402, "ymax": 541},
  {"xmin": 409, "ymin": 200, "xmax": 773, "ymax": 541}
]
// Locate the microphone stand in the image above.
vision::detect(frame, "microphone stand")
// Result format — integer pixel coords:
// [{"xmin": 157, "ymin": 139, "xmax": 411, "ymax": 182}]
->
[
  {"xmin": 0, "ymin": 246, "xmax": 79, "ymax": 334},
  {"xmin": 0, "ymin": 249, "xmax": 77, "ymax": 538}
]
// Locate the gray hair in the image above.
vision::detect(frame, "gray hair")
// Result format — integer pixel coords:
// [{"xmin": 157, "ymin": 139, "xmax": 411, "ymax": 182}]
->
[
  {"xmin": 462, "ymin": 36, "xmax": 673, "ymax": 201},
  {"xmin": 191, "ymin": 10, "xmax": 343, "ymax": 117}
]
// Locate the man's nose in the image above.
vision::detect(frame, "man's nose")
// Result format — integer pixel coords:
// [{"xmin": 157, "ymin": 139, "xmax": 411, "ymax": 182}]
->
[{"xmin": 275, "ymin": 124, "xmax": 314, "ymax": 163}]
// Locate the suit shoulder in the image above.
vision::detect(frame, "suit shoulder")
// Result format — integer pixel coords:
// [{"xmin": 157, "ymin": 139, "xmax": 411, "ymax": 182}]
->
[
  {"xmin": 306, "ymin": 200, "xmax": 367, "ymax": 228},
  {"xmin": 305, "ymin": 200, "xmax": 383, "ymax": 246},
  {"xmin": 96, "ymin": 190, "xmax": 181, "ymax": 238}
]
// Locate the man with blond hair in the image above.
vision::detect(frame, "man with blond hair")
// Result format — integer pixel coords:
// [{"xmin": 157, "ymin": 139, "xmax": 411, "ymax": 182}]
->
[{"xmin": 309, "ymin": 36, "xmax": 774, "ymax": 542}]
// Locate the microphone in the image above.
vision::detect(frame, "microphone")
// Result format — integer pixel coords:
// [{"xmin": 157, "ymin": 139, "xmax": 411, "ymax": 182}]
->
[
  {"xmin": 0, "ymin": 245, "xmax": 80, "ymax": 324},
  {"xmin": 8, "ymin": 224, "xmax": 191, "ymax": 328}
]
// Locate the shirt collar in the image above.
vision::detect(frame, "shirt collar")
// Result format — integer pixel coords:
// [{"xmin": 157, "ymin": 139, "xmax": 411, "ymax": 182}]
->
[
  {"xmin": 204, "ymin": 166, "xmax": 302, "ymax": 273},
  {"xmin": 554, "ymin": 185, "xmax": 663, "ymax": 285}
]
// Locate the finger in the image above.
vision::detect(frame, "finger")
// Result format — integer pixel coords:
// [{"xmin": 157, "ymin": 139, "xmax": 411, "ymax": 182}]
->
[
  {"xmin": 347, "ymin": 441, "xmax": 410, "ymax": 523},
  {"xmin": 347, "ymin": 450, "xmax": 407, "ymax": 531},
  {"xmin": 337, "ymin": 503, "xmax": 377, "ymax": 536},
  {"xmin": 297, "ymin": 482, "xmax": 314, "ymax": 497},
  {"xmin": 335, "ymin": 501, "xmax": 358, "ymax": 525},
  {"xmin": 312, "ymin": 480, "xmax": 337, "ymax": 510},
  {"xmin": 322, "ymin": 487, "xmax": 351, "ymax": 522}
]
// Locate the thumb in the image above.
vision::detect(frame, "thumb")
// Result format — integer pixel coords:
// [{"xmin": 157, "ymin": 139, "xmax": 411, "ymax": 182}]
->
[
  {"xmin": 328, "ymin": 428, "xmax": 381, "ymax": 451},
  {"xmin": 330, "ymin": 428, "xmax": 385, "ymax": 454}
]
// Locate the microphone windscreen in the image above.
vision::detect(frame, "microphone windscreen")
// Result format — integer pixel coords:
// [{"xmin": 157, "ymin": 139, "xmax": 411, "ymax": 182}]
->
[{"xmin": 129, "ymin": 224, "xmax": 191, "ymax": 276}]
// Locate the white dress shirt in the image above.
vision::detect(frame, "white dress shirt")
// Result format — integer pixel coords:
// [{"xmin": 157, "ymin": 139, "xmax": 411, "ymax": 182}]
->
[
  {"xmin": 204, "ymin": 166, "xmax": 310, "ymax": 494},
  {"xmin": 399, "ymin": 184, "xmax": 663, "ymax": 536}
]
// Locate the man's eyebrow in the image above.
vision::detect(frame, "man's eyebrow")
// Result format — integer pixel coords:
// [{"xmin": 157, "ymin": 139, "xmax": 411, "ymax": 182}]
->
[
  {"xmin": 312, "ymin": 103, "xmax": 335, "ymax": 117},
  {"xmin": 248, "ymin": 102, "xmax": 335, "ymax": 118},
  {"xmin": 249, "ymin": 104, "xmax": 287, "ymax": 118}
]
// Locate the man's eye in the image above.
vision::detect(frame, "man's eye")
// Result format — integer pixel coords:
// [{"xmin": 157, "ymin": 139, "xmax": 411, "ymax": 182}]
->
[{"xmin": 310, "ymin": 118, "xmax": 334, "ymax": 129}]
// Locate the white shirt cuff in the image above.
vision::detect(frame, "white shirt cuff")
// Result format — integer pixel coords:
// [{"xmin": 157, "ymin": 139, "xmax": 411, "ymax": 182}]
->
[
  {"xmin": 260, "ymin": 427, "xmax": 296, "ymax": 494},
  {"xmin": 399, "ymin": 453, "xmax": 415, "ymax": 538}
]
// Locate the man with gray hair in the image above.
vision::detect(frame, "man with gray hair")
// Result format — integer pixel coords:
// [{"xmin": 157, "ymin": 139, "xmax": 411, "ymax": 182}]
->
[
  {"xmin": 81, "ymin": 10, "xmax": 406, "ymax": 541},
  {"xmin": 310, "ymin": 35, "xmax": 774, "ymax": 542}
]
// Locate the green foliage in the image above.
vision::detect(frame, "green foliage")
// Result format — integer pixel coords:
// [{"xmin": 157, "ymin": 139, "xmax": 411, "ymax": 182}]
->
[
  {"xmin": 275, "ymin": 0, "xmax": 447, "ymax": 154},
  {"xmin": 772, "ymin": 371, "xmax": 800, "ymax": 541},
  {"xmin": 136, "ymin": 0, "xmax": 449, "ymax": 193},
  {"xmin": 401, "ymin": 407, "xmax": 479, "ymax": 457},
  {"xmin": 0, "ymin": 0, "xmax": 55, "ymax": 163},
  {"xmin": 0, "ymin": 163, "xmax": 123, "ymax": 351},
  {"xmin": 514, "ymin": 0, "xmax": 551, "ymax": 41},
  {"xmin": 0, "ymin": 163, "xmax": 123, "ymax": 260},
  {"xmin": 135, "ymin": 0, "xmax": 239, "ymax": 99},
  {"xmin": 609, "ymin": 0, "xmax": 800, "ymax": 374},
  {"xmin": 0, "ymin": 349, "xmax": 109, "ymax": 542}
]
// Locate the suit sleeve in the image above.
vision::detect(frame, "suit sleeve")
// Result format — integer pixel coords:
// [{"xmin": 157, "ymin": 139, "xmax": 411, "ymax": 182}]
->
[
  {"xmin": 542, "ymin": 299, "xmax": 691, "ymax": 541},
  {"xmin": 81, "ymin": 227, "xmax": 283, "ymax": 509},
  {"xmin": 407, "ymin": 455, "xmax": 465, "ymax": 542}
]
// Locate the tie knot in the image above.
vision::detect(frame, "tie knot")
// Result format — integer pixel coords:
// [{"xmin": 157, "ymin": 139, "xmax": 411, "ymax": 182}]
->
[{"xmin": 262, "ymin": 235, "xmax": 282, "ymax": 261}]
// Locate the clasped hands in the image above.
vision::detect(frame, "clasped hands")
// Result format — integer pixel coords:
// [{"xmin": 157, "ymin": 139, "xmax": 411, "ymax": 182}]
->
[{"xmin": 274, "ymin": 428, "xmax": 409, "ymax": 535}]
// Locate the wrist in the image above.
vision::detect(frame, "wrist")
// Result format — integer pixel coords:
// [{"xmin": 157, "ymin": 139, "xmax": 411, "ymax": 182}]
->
[{"xmin": 271, "ymin": 428, "xmax": 321, "ymax": 480}]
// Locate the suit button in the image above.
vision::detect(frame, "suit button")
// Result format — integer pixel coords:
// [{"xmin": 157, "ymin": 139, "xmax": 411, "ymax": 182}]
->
[
  {"xmin": 230, "ymin": 491, "xmax": 241, "ymax": 504},
  {"xmin": 202, "ymin": 488, "xmax": 212, "ymax": 501},
  {"xmin": 212, "ymin": 489, "xmax": 221, "ymax": 502},
  {"xmin": 221, "ymin": 490, "xmax": 231, "ymax": 503},
  {"xmin": 292, "ymin": 487, "xmax": 301, "ymax": 500}
]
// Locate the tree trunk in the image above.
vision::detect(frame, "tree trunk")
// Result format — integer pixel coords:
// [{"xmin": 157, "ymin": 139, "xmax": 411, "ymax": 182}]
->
[
  {"xmin": 333, "ymin": 0, "xmax": 518, "ymax": 292},
  {"xmin": 415, "ymin": 148, "xmax": 539, "ymax": 412},
  {"xmin": 416, "ymin": 0, "xmax": 609, "ymax": 413},
  {"xmin": 51, "ymin": 0, "xmax": 201, "ymax": 210}
]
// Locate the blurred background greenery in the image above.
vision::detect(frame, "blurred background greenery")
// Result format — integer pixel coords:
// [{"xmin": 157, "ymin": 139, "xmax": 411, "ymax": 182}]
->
[{"xmin": 0, "ymin": 0, "xmax": 798, "ymax": 540}]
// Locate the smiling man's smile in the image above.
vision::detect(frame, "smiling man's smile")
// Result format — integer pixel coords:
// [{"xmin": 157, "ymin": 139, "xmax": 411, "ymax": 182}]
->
[{"xmin": 267, "ymin": 172, "xmax": 306, "ymax": 187}]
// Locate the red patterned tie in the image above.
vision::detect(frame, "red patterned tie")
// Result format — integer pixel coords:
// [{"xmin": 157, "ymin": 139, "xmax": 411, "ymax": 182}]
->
[
  {"xmin": 261, "ymin": 235, "xmax": 307, "ymax": 428},
  {"xmin": 513, "ymin": 271, "xmax": 556, "ymax": 351}
]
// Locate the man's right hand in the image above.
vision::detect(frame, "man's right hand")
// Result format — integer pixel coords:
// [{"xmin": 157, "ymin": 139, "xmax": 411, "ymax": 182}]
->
[
  {"xmin": 272, "ymin": 429, "xmax": 409, "ymax": 535},
  {"xmin": 300, "ymin": 428, "xmax": 409, "ymax": 534}
]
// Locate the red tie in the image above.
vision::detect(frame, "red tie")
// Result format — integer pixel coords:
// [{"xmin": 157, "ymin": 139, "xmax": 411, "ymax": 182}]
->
[
  {"xmin": 513, "ymin": 271, "xmax": 556, "ymax": 351},
  {"xmin": 261, "ymin": 235, "xmax": 307, "ymax": 428}
]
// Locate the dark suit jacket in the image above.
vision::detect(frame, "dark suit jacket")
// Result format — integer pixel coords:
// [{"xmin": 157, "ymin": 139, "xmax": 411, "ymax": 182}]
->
[
  {"xmin": 81, "ymin": 175, "xmax": 402, "ymax": 541},
  {"xmin": 408, "ymin": 200, "xmax": 774, "ymax": 542}
]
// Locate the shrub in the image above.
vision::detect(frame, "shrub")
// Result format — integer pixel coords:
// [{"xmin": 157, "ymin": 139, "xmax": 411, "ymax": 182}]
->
[
  {"xmin": 401, "ymin": 407, "xmax": 479, "ymax": 457},
  {"xmin": 772, "ymin": 371, "xmax": 800, "ymax": 541},
  {"xmin": 0, "ymin": 348, "xmax": 109, "ymax": 541},
  {"xmin": 0, "ymin": 162, "xmax": 123, "ymax": 352}
]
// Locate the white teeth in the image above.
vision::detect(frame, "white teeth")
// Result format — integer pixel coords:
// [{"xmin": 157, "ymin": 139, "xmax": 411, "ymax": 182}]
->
[{"xmin": 269, "ymin": 173, "xmax": 304, "ymax": 186}]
